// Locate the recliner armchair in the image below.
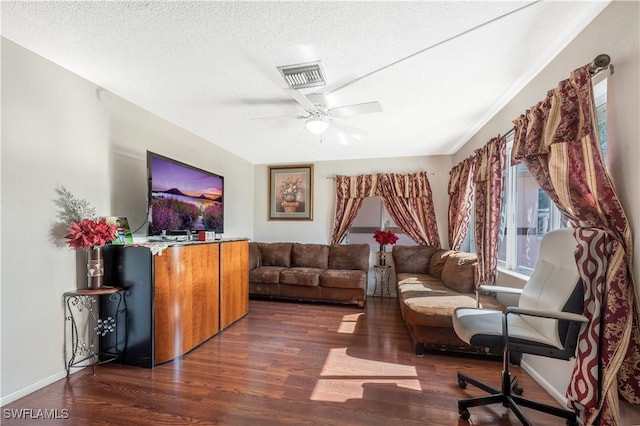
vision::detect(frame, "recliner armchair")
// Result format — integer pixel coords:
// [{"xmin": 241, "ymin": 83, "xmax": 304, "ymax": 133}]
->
[{"xmin": 452, "ymin": 228, "xmax": 588, "ymax": 426}]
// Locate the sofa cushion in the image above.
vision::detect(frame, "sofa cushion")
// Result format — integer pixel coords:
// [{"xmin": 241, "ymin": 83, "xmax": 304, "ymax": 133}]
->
[
  {"xmin": 249, "ymin": 266, "xmax": 286, "ymax": 284},
  {"xmin": 280, "ymin": 267, "xmax": 323, "ymax": 287},
  {"xmin": 397, "ymin": 273, "xmax": 504, "ymax": 328},
  {"xmin": 402, "ymin": 292, "xmax": 481, "ymax": 328},
  {"xmin": 249, "ymin": 242, "xmax": 261, "ymax": 269},
  {"xmin": 441, "ymin": 252, "xmax": 477, "ymax": 293},
  {"xmin": 392, "ymin": 245, "xmax": 437, "ymax": 274},
  {"xmin": 292, "ymin": 243, "xmax": 329, "ymax": 269},
  {"xmin": 328, "ymin": 244, "xmax": 370, "ymax": 271},
  {"xmin": 396, "ymin": 273, "xmax": 445, "ymax": 290},
  {"xmin": 428, "ymin": 249, "xmax": 454, "ymax": 280},
  {"xmin": 320, "ymin": 270, "xmax": 366, "ymax": 289},
  {"xmin": 259, "ymin": 243, "xmax": 292, "ymax": 267}
]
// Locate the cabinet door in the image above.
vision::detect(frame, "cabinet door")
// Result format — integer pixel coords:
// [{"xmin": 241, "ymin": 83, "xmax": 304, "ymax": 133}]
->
[
  {"xmin": 220, "ymin": 240, "xmax": 249, "ymax": 329},
  {"xmin": 154, "ymin": 244, "xmax": 220, "ymax": 364},
  {"xmin": 103, "ymin": 245, "xmax": 154, "ymax": 368}
]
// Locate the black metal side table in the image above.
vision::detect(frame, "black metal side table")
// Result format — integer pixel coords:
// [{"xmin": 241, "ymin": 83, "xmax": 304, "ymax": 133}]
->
[
  {"xmin": 64, "ymin": 287, "xmax": 127, "ymax": 376},
  {"xmin": 373, "ymin": 265, "xmax": 392, "ymax": 297}
]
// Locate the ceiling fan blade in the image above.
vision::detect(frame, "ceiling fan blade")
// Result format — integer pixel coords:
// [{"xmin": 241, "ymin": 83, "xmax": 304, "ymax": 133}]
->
[
  {"xmin": 329, "ymin": 101, "xmax": 382, "ymax": 117},
  {"xmin": 331, "ymin": 119, "xmax": 368, "ymax": 139},
  {"xmin": 287, "ymin": 89, "xmax": 317, "ymax": 112}
]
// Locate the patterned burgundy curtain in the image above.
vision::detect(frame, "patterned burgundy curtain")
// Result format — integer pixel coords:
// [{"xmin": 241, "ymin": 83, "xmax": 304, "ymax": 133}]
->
[
  {"xmin": 448, "ymin": 158, "xmax": 476, "ymax": 250},
  {"xmin": 473, "ymin": 136, "xmax": 506, "ymax": 286},
  {"xmin": 511, "ymin": 63, "xmax": 639, "ymax": 425},
  {"xmin": 329, "ymin": 174, "xmax": 378, "ymax": 245},
  {"xmin": 377, "ymin": 172, "xmax": 440, "ymax": 247}
]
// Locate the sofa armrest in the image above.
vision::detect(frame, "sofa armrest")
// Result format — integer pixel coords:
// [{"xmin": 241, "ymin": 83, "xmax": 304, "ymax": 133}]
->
[{"xmin": 249, "ymin": 242, "xmax": 261, "ymax": 269}]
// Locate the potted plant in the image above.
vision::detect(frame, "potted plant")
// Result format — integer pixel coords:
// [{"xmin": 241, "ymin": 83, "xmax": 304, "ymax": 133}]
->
[
  {"xmin": 373, "ymin": 229, "xmax": 399, "ymax": 266},
  {"xmin": 55, "ymin": 186, "xmax": 117, "ymax": 289}
]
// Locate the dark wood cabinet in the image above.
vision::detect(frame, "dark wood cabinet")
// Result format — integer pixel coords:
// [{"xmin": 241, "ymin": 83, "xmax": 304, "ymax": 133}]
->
[{"xmin": 104, "ymin": 239, "xmax": 248, "ymax": 368}]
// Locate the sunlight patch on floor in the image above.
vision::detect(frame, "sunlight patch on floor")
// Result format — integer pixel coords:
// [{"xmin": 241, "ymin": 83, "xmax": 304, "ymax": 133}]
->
[
  {"xmin": 310, "ymin": 347, "xmax": 421, "ymax": 402},
  {"xmin": 336, "ymin": 312, "xmax": 364, "ymax": 334}
]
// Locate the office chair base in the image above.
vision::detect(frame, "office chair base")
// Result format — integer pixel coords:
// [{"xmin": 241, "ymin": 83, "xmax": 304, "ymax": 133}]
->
[{"xmin": 457, "ymin": 372, "xmax": 578, "ymax": 426}]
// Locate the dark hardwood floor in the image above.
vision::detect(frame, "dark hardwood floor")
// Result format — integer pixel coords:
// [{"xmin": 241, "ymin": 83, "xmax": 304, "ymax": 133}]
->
[{"xmin": 2, "ymin": 297, "xmax": 568, "ymax": 425}]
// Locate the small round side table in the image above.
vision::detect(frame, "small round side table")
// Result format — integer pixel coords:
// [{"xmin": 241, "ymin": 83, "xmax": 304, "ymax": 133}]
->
[
  {"xmin": 64, "ymin": 286, "xmax": 127, "ymax": 376},
  {"xmin": 373, "ymin": 265, "xmax": 392, "ymax": 297}
]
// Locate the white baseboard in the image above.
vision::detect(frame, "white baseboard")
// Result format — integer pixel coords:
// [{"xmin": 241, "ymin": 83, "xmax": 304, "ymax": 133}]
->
[
  {"xmin": 0, "ymin": 369, "xmax": 69, "ymax": 407},
  {"xmin": 520, "ymin": 359, "xmax": 588, "ymax": 424},
  {"xmin": 520, "ymin": 359, "xmax": 570, "ymax": 409}
]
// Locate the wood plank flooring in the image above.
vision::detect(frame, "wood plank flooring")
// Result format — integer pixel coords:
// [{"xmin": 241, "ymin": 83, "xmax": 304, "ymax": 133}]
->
[{"xmin": 2, "ymin": 297, "xmax": 568, "ymax": 425}]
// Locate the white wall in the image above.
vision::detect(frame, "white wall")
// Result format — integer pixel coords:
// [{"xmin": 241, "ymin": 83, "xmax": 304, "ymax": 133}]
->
[
  {"xmin": 253, "ymin": 155, "xmax": 453, "ymax": 247},
  {"xmin": 452, "ymin": 2, "xmax": 640, "ymax": 421},
  {"xmin": 103, "ymin": 86, "xmax": 255, "ymax": 241},
  {"xmin": 0, "ymin": 38, "xmax": 254, "ymax": 405}
]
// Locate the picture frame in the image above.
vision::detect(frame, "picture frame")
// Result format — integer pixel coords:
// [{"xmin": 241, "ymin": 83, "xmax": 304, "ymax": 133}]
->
[
  {"xmin": 268, "ymin": 164, "xmax": 314, "ymax": 220},
  {"xmin": 105, "ymin": 216, "xmax": 134, "ymax": 245}
]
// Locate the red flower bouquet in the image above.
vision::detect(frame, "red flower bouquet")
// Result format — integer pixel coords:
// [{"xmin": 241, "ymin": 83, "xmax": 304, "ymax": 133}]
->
[
  {"xmin": 373, "ymin": 230, "xmax": 399, "ymax": 246},
  {"xmin": 65, "ymin": 218, "xmax": 117, "ymax": 250}
]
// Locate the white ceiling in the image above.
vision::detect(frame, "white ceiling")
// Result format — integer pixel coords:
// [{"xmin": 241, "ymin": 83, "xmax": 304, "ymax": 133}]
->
[{"xmin": 1, "ymin": 1, "xmax": 609, "ymax": 165}]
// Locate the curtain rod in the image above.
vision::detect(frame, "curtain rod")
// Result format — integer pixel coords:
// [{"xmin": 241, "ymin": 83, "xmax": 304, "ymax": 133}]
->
[
  {"xmin": 503, "ymin": 127, "xmax": 515, "ymax": 140},
  {"xmin": 590, "ymin": 53, "xmax": 613, "ymax": 76},
  {"xmin": 326, "ymin": 172, "xmax": 435, "ymax": 179},
  {"xmin": 499, "ymin": 54, "xmax": 611, "ymax": 140}
]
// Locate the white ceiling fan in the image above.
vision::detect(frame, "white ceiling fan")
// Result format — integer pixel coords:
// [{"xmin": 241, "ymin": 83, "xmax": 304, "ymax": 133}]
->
[
  {"xmin": 252, "ymin": 61, "xmax": 383, "ymax": 138},
  {"xmin": 290, "ymin": 91, "xmax": 382, "ymax": 136}
]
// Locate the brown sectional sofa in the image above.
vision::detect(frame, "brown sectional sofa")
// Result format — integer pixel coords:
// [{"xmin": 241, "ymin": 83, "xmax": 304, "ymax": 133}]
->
[
  {"xmin": 249, "ymin": 242, "xmax": 370, "ymax": 307},
  {"xmin": 392, "ymin": 245, "xmax": 505, "ymax": 355}
]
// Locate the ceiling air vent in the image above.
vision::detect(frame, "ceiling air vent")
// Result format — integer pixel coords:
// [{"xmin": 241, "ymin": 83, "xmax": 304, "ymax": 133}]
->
[{"xmin": 277, "ymin": 61, "xmax": 326, "ymax": 89}]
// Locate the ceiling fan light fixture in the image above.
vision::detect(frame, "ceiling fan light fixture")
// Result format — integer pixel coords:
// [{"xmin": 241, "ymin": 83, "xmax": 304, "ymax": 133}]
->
[
  {"xmin": 278, "ymin": 61, "xmax": 326, "ymax": 89},
  {"xmin": 305, "ymin": 116, "xmax": 330, "ymax": 134}
]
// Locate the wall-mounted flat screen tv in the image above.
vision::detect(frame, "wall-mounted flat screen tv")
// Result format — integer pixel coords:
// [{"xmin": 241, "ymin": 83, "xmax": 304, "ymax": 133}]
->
[{"xmin": 147, "ymin": 151, "xmax": 224, "ymax": 235}]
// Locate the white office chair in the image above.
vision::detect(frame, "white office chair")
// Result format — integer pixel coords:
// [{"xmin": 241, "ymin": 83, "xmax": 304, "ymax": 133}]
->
[{"xmin": 452, "ymin": 228, "xmax": 588, "ymax": 426}]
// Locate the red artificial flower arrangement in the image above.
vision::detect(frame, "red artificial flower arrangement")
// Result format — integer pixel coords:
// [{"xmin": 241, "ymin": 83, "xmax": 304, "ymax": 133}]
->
[
  {"xmin": 65, "ymin": 218, "xmax": 117, "ymax": 250},
  {"xmin": 373, "ymin": 229, "xmax": 399, "ymax": 246}
]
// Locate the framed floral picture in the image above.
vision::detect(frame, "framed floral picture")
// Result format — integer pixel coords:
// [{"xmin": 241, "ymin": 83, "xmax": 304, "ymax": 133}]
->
[{"xmin": 268, "ymin": 164, "xmax": 313, "ymax": 220}]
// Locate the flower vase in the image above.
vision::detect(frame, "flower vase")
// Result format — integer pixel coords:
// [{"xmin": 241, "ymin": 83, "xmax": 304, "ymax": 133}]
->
[
  {"xmin": 87, "ymin": 246, "xmax": 104, "ymax": 289},
  {"xmin": 379, "ymin": 244, "xmax": 386, "ymax": 266},
  {"xmin": 283, "ymin": 193, "xmax": 297, "ymax": 202},
  {"xmin": 282, "ymin": 201, "xmax": 299, "ymax": 213}
]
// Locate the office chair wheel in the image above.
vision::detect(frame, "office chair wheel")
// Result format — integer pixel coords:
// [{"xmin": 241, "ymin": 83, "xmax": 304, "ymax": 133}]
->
[
  {"xmin": 511, "ymin": 382, "xmax": 523, "ymax": 395},
  {"xmin": 458, "ymin": 379, "xmax": 467, "ymax": 389},
  {"xmin": 459, "ymin": 408, "xmax": 470, "ymax": 420}
]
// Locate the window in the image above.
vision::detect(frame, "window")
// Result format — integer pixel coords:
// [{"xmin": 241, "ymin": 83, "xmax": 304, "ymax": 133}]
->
[
  {"xmin": 594, "ymin": 77, "xmax": 608, "ymax": 161},
  {"xmin": 346, "ymin": 197, "xmax": 416, "ymax": 249},
  {"xmin": 496, "ymin": 78, "xmax": 608, "ymax": 276},
  {"xmin": 498, "ymin": 144, "xmax": 566, "ymax": 274}
]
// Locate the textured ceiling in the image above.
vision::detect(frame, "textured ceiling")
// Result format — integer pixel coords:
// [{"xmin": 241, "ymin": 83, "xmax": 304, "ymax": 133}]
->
[{"xmin": 1, "ymin": 1, "xmax": 608, "ymax": 164}]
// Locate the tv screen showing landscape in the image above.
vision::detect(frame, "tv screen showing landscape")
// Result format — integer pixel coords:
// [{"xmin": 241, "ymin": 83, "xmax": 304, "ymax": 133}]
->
[{"xmin": 147, "ymin": 151, "xmax": 224, "ymax": 235}]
